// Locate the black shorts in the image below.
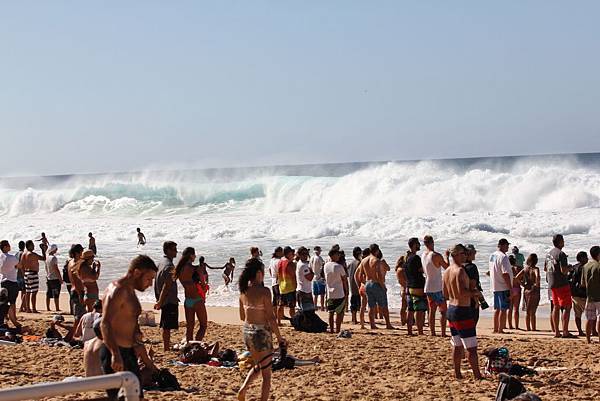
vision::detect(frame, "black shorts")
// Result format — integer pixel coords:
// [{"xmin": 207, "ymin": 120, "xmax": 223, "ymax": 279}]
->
[
  {"xmin": 100, "ymin": 345, "xmax": 142, "ymax": 399},
  {"xmin": 160, "ymin": 303, "xmax": 179, "ymax": 330},
  {"xmin": 350, "ymin": 294, "xmax": 361, "ymax": 312},
  {"xmin": 271, "ymin": 285, "xmax": 281, "ymax": 306},
  {"xmin": 280, "ymin": 291, "xmax": 296, "ymax": 308},
  {"xmin": 1, "ymin": 280, "xmax": 19, "ymax": 305},
  {"xmin": 46, "ymin": 279, "xmax": 61, "ymax": 299}
]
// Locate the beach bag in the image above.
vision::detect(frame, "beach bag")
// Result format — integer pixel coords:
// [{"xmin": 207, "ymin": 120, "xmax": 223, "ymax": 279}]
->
[
  {"xmin": 495, "ymin": 373, "xmax": 526, "ymax": 401},
  {"xmin": 290, "ymin": 310, "xmax": 328, "ymax": 333},
  {"xmin": 152, "ymin": 368, "xmax": 181, "ymax": 390}
]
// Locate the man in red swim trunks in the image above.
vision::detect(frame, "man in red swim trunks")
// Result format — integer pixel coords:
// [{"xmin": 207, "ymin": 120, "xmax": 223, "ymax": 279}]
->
[{"xmin": 545, "ymin": 234, "xmax": 575, "ymax": 338}]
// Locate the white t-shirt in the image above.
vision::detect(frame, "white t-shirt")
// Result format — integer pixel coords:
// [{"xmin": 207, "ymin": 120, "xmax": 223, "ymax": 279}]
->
[
  {"xmin": 310, "ymin": 254, "xmax": 325, "ymax": 283},
  {"xmin": 423, "ymin": 250, "xmax": 443, "ymax": 293},
  {"xmin": 324, "ymin": 261, "xmax": 346, "ymax": 299},
  {"xmin": 268, "ymin": 257, "xmax": 280, "ymax": 287},
  {"xmin": 489, "ymin": 250, "xmax": 513, "ymax": 292},
  {"xmin": 45, "ymin": 255, "xmax": 61, "ymax": 281},
  {"xmin": 296, "ymin": 260, "xmax": 313, "ymax": 293},
  {"xmin": 80, "ymin": 311, "xmax": 101, "ymax": 342},
  {"xmin": 0, "ymin": 252, "xmax": 19, "ymax": 282}
]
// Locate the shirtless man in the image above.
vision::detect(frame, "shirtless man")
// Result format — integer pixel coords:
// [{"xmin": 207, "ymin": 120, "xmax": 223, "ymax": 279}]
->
[
  {"xmin": 355, "ymin": 244, "xmax": 393, "ymax": 329},
  {"xmin": 422, "ymin": 235, "xmax": 450, "ymax": 337},
  {"xmin": 18, "ymin": 240, "xmax": 46, "ymax": 313},
  {"xmin": 443, "ymin": 244, "xmax": 482, "ymax": 380},
  {"xmin": 100, "ymin": 255, "xmax": 158, "ymax": 400},
  {"xmin": 88, "ymin": 232, "xmax": 97, "ymax": 255},
  {"xmin": 136, "ymin": 228, "xmax": 146, "ymax": 247},
  {"xmin": 84, "ymin": 318, "xmax": 104, "ymax": 377}
]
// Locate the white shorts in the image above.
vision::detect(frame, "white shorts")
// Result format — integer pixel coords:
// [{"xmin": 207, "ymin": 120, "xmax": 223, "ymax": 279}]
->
[{"xmin": 585, "ymin": 301, "xmax": 600, "ymax": 321}]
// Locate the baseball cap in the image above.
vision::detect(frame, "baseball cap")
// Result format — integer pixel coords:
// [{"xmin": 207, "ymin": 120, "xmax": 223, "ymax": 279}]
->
[
  {"xmin": 498, "ymin": 238, "xmax": 510, "ymax": 246},
  {"xmin": 49, "ymin": 244, "xmax": 58, "ymax": 253}
]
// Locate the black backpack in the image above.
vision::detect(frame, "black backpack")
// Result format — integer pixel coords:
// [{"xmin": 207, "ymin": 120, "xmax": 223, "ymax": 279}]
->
[
  {"xmin": 495, "ymin": 373, "xmax": 526, "ymax": 401},
  {"xmin": 152, "ymin": 368, "xmax": 181, "ymax": 391},
  {"xmin": 290, "ymin": 310, "xmax": 328, "ymax": 333}
]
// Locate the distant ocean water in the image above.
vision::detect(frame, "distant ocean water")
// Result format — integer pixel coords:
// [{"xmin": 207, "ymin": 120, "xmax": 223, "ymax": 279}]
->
[{"xmin": 1, "ymin": 153, "xmax": 599, "ymax": 308}]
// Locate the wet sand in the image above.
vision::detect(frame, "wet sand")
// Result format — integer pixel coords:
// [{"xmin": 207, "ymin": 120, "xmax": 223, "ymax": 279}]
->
[{"xmin": 1, "ymin": 294, "xmax": 599, "ymax": 400}]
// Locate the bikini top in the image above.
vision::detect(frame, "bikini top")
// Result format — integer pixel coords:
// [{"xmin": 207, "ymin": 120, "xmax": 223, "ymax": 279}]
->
[{"xmin": 244, "ymin": 303, "xmax": 266, "ymax": 312}]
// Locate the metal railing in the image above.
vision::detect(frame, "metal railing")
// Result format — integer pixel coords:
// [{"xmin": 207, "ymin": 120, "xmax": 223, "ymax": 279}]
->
[{"xmin": 0, "ymin": 372, "xmax": 140, "ymax": 401}]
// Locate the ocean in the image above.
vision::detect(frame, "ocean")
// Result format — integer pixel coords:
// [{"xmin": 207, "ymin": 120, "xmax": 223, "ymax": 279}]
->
[{"xmin": 1, "ymin": 153, "xmax": 599, "ymax": 308}]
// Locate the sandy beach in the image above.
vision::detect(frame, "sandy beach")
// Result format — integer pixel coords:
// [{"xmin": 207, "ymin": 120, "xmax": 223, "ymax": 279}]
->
[{"xmin": 1, "ymin": 293, "xmax": 599, "ymax": 401}]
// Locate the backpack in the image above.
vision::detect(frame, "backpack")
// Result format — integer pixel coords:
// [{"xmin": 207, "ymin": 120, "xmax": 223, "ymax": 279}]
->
[
  {"xmin": 152, "ymin": 368, "xmax": 181, "ymax": 391},
  {"xmin": 495, "ymin": 373, "xmax": 526, "ymax": 401},
  {"xmin": 290, "ymin": 310, "xmax": 328, "ymax": 333}
]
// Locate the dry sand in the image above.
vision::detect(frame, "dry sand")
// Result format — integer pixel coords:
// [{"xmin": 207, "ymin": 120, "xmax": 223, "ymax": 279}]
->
[{"xmin": 1, "ymin": 293, "xmax": 600, "ymax": 400}]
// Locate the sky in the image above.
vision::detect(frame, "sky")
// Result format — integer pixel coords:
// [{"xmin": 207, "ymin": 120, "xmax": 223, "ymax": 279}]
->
[{"xmin": 1, "ymin": 1, "xmax": 599, "ymax": 176}]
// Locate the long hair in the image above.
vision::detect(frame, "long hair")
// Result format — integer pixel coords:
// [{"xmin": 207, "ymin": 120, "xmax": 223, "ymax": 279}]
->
[
  {"xmin": 526, "ymin": 253, "xmax": 538, "ymax": 267},
  {"xmin": 175, "ymin": 247, "xmax": 195, "ymax": 279},
  {"xmin": 238, "ymin": 258, "xmax": 264, "ymax": 294}
]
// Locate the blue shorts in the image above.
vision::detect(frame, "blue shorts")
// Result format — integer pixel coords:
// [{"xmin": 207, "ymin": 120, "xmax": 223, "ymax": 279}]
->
[
  {"xmin": 312, "ymin": 281, "xmax": 326, "ymax": 296},
  {"xmin": 365, "ymin": 281, "xmax": 388, "ymax": 309},
  {"xmin": 493, "ymin": 290, "xmax": 511, "ymax": 311}
]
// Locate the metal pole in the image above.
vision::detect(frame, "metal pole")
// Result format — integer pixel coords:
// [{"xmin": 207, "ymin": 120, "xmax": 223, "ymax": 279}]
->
[{"xmin": 0, "ymin": 372, "xmax": 140, "ymax": 401}]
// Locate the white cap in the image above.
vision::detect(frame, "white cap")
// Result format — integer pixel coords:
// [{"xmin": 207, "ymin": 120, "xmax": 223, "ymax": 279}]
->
[{"xmin": 49, "ymin": 244, "xmax": 58, "ymax": 253}]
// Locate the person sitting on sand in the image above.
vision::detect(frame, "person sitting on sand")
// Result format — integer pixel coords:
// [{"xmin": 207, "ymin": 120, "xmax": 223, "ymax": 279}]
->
[
  {"xmin": 84, "ymin": 318, "xmax": 104, "ymax": 377},
  {"xmin": 46, "ymin": 314, "xmax": 74, "ymax": 341},
  {"xmin": 521, "ymin": 254, "xmax": 541, "ymax": 331},
  {"xmin": 581, "ymin": 246, "xmax": 600, "ymax": 344},
  {"xmin": 568, "ymin": 251, "xmax": 588, "ymax": 337},
  {"xmin": 154, "ymin": 241, "xmax": 179, "ymax": 351},
  {"xmin": 324, "ymin": 248, "xmax": 348, "ymax": 334},
  {"xmin": 295, "ymin": 247, "xmax": 315, "ymax": 312},
  {"xmin": 545, "ymin": 234, "xmax": 574, "ymax": 338},
  {"xmin": 422, "ymin": 235, "xmax": 450, "ymax": 337},
  {"xmin": 77, "ymin": 250, "xmax": 102, "ymax": 312},
  {"xmin": 310, "ymin": 246, "xmax": 326, "ymax": 312},
  {"xmin": 277, "ymin": 246, "xmax": 297, "ymax": 324},
  {"xmin": 443, "ymin": 244, "xmax": 482, "ymax": 380},
  {"xmin": 44, "ymin": 244, "xmax": 63, "ymax": 312},
  {"xmin": 489, "ymin": 238, "xmax": 513, "ymax": 334},
  {"xmin": 176, "ymin": 247, "xmax": 208, "ymax": 342},
  {"xmin": 18, "ymin": 240, "xmax": 47, "ymax": 313},
  {"xmin": 347, "ymin": 247, "xmax": 362, "ymax": 325},
  {"xmin": 74, "ymin": 300, "xmax": 102, "ymax": 342},
  {"xmin": 136, "ymin": 228, "xmax": 146, "ymax": 246},
  {"xmin": 405, "ymin": 238, "xmax": 427, "ymax": 335},
  {"xmin": 0, "ymin": 287, "xmax": 22, "ymax": 333},
  {"xmin": 100, "ymin": 255, "xmax": 158, "ymax": 400},
  {"xmin": 237, "ymin": 257, "xmax": 286, "ymax": 401},
  {"xmin": 88, "ymin": 232, "xmax": 97, "ymax": 255}
]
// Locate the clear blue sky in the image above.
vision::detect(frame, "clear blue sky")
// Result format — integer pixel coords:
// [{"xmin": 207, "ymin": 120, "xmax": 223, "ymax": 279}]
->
[{"xmin": 1, "ymin": 1, "xmax": 599, "ymax": 176}]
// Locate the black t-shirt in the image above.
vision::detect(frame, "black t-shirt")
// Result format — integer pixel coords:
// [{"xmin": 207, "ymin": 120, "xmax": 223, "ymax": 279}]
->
[
  {"xmin": 0, "ymin": 303, "xmax": 8, "ymax": 324},
  {"xmin": 568, "ymin": 262, "xmax": 587, "ymax": 298},
  {"xmin": 405, "ymin": 254, "xmax": 425, "ymax": 289},
  {"xmin": 464, "ymin": 262, "xmax": 482, "ymax": 292}
]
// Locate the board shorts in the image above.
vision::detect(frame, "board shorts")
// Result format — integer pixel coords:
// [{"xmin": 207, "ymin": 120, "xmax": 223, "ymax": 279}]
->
[
  {"xmin": 551, "ymin": 285, "xmax": 572, "ymax": 308},
  {"xmin": 585, "ymin": 301, "xmax": 600, "ymax": 321},
  {"xmin": 312, "ymin": 281, "xmax": 326, "ymax": 296},
  {"xmin": 271, "ymin": 285, "xmax": 280, "ymax": 306},
  {"xmin": 493, "ymin": 290, "xmax": 510, "ymax": 311},
  {"xmin": 24, "ymin": 271, "xmax": 39, "ymax": 293},
  {"xmin": 572, "ymin": 296, "xmax": 586, "ymax": 319},
  {"xmin": 426, "ymin": 291, "xmax": 448, "ymax": 312},
  {"xmin": 447, "ymin": 305, "xmax": 477, "ymax": 349},
  {"xmin": 280, "ymin": 291, "xmax": 296, "ymax": 308},
  {"xmin": 365, "ymin": 281, "xmax": 388, "ymax": 309},
  {"xmin": 296, "ymin": 291, "xmax": 315, "ymax": 311},
  {"xmin": 100, "ymin": 345, "xmax": 143, "ymax": 399},
  {"xmin": 46, "ymin": 279, "xmax": 61, "ymax": 299},
  {"xmin": 407, "ymin": 288, "xmax": 427, "ymax": 312},
  {"xmin": 1, "ymin": 280, "xmax": 19, "ymax": 305},
  {"xmin": 160, "ymin": 303, "xmax": 179, "ymax": 330},
  {"xmin": 350, "ymin": 294, "xmax": 361, "ymax": 312},
  {"xmin": 327, "ymin": 297, "xmax": 346, "ymax": 314},
  {"xmin": 70, "ymin": 291, "xmax": 87, "ymax": 321},
  {"xmin": 243, "ymin": 323, "xmax": 273, "ymax": 353}
]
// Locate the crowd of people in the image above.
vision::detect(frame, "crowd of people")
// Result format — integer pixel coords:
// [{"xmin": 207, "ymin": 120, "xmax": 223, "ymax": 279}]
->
[{"xmin": 2, "ymin": 230, "xmax": 600, "ymax": 400}]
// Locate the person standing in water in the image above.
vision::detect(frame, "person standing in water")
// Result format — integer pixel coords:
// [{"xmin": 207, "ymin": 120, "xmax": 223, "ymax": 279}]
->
[
  {"xmin": 136, "ymin": 228, "xmax": 146, "ymax": 247},
  {"xmin": 422, "ymin": 235, "xmax": 450, "ymax": 337},
  {"xmin": 176, "ymin": 247, "xmax": 208, "ymax": 342},
  {"xmin": 88, "ymin": 232, "xmax": 97, "ymax": 255},
  {"xmin": 18, "ymin": 240, "xmax": 46, "ymax": 313},
  {"xmin": 237, "ymin": 258, "xmax": 286, "ymax": 401},
  {"xmin": 443, "ymin": 244, "xmax": 482, "ymax": 380}
]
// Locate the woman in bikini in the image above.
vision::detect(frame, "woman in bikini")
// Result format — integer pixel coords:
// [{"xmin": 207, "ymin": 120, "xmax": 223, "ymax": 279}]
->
[
  {"xmin": 176, "ymin": 247, "xmax": 208, "ymax": 342},
  {"xmin": 521, "ymin": 254, "xmax": 541, "ymax": 331},
  {"xmin": 354, "ymin": 248, "xmax": 370, "ymax": 329},
  {"xmin": 395, "ymin": 251, "xmax": 410, "ymax": 326},
  {"xmin": 77, "ymin": 250, "xmax": 101, "ymax": 312},
  {"xmin": 508, "ymin": 255, "xmax": 524, "ymax": 330},
  {"xmin": 237, "ymin": 257, "xmax": 286, "ymax": 401}
]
